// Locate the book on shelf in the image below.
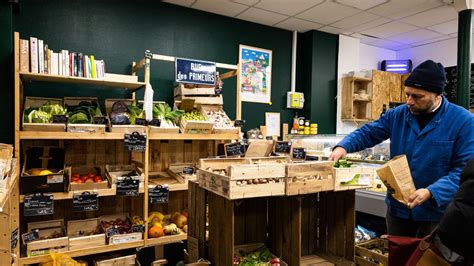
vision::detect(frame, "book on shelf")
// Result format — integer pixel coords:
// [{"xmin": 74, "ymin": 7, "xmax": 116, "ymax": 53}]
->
[
  {"xmin": 44, "ymin": 44, "xmax": 49, "ymax": 74},
  {"xmin": 19, "ymin": 39, "xmax": 29, "ymax": 72},
  {"xmin": 50, "ymin": 51, "xmax": 58, "ymax": 75},
  {"xmin": 58, "ymin": 52, "xmax": 63, "ymax": 76},
  {"xmin": 29, "ymin": 37, "xmax": 38, "ymax": 73},
  {"xmin": 90, "ymin": 55, "xmax": 96, "ymax": 78},
  {"xmin": 38, "ymin": 39, "xmax": 44, "ymax": 74},
  {"xmin": 77, "ymin": 53, "xmax": 83, "ymax": 78},
  {"xmin": 20, "ymin": 35, "xmax": 108, "ymax": 80}
]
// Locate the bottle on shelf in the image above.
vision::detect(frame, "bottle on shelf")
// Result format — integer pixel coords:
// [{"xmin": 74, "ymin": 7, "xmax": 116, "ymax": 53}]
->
[{"xmin": 291, "ymin": 112, "xmax": 299, "ymax": 134}]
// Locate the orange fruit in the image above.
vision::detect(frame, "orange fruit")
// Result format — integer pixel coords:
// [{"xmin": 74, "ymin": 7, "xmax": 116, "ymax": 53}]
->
[{"xmin": 148, "ymin": 225, "xmax": 165, "ymax": 238}]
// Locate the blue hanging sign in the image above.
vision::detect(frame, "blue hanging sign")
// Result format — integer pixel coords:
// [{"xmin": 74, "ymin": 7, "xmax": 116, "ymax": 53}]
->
[{"xmin": 175, "ymin": 58, "xmax": 216, "ymax": 86}]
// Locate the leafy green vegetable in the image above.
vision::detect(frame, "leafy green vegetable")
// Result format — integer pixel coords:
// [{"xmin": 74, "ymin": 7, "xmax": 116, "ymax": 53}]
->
[
  {"xmin": 68, "ymin": 110, "xmax": 90, "ymax": 124},
  {"xmin": 27, "ymin": 110, "xmax": 51, "ymax": 123},
  {"xmin": 334, "ymin": 159, "xmax": 352, "ymax": 168},
  {"xmin": 127, "ymin": 102, "xmax": 145, "ymax": 125},
  {"xmin": 153, "ymin": 103, "xmax": 183, "ymax": 127},
  {"xmin": 237, "ymin": 246, "xmax": 274, "ymax": 266},
  {"xmin": 341, "ymin": 173, "xmax": 361, "ymax": 185},
  {"xmin": 39, "ymin": 102, "xmax": 66, "ymax": 116}
]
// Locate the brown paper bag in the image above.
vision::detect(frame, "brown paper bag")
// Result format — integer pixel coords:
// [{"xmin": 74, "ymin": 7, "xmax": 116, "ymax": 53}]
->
[{"xmin": 376, "ymin": 155, "xmax": 416, "ymax": 205}]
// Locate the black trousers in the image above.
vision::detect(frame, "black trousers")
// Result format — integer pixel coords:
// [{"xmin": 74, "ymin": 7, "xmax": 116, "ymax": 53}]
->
[{"xmin": 386, "ymin": 210, "xmax": 438, "ymax": 238}]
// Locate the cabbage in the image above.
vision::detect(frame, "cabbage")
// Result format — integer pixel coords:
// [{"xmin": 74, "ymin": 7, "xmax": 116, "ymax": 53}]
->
[{"xmin": 27, "ymin": 110, "xmax": 51, "ymax": 123}]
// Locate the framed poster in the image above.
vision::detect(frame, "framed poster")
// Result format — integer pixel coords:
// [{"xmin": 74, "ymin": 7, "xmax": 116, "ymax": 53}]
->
[
  {"xmin": 239, "ymin": 45, "xmax": 272, "ymax": 104},
  {"xmin": 265, "ymin": 112, "xmax": 280, "ymax": 137}
]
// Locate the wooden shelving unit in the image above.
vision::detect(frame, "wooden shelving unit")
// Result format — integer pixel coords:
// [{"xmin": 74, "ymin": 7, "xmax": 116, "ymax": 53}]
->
[
  {"xmin": 341, "ymin": 76, "xmax": 373, "ymax": 122},
  {"xmin": 14, "ymin": 32, "xmax": 240, "ymax": 264},
  {"xmin": 19, "ymin": 240, "xmax": 144, "ymax": 265},
  {"xmin": 20, "ymin": 72, "xmax": 145, "ymax": 91}
]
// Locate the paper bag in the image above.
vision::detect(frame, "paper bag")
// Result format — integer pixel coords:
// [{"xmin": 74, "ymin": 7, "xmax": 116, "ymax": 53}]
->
[{"xmin": 376, "ymin": 155, "xmax": 416, "ymax": 205}]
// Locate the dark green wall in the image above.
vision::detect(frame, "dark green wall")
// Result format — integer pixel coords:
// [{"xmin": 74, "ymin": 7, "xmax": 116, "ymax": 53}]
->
[
  {"xmin": 13, "ymin": 0, "xmax": 295, "ymax": 134},
  {"xmin": 0, "ymin": 2, "xmax": 13, "ymax": 144},
  {"xmin": 0, "ymin": 0, "xmax": 339, "ymax": 142},
  {"xmin": 299, "ymin": 30, "xmax": 338, "ymax": 134}
]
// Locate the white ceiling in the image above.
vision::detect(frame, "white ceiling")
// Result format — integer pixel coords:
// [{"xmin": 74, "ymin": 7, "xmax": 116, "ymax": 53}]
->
[{"xmin": 163, "ymin": 0, "xmax": 461, "ymax": 51}]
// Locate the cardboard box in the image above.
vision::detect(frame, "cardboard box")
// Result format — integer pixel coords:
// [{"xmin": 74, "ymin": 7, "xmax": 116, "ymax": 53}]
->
[{"xmin": 376, "ymin": 155, "xmax": 416, "ymax": 205}]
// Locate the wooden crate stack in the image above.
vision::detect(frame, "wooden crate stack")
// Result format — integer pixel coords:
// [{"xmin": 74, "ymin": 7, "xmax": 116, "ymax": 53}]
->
[
  {"xmin": 187, "ymin": 182, "xmax": 356, "ymax": 266},
  {"xmin": 174, "ymin": 84, "xmax": 223, "ymax": 105}
]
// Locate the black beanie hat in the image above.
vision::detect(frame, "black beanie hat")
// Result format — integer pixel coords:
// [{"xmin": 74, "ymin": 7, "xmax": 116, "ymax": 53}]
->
[{"xmin": 404, "ymin": 60, "xmax": 446, "ymax": 94}]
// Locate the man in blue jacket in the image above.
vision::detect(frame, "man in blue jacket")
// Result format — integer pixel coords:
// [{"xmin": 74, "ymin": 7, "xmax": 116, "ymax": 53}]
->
[{"xmin": 330, "ymin": 60, "xmax": 474, "ymax": 237}]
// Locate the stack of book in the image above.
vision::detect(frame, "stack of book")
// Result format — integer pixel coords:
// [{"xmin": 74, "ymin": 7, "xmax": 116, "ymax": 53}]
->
[{"xmin": 19, "ymin": 37, "xmax": 106, "ymax": 79}]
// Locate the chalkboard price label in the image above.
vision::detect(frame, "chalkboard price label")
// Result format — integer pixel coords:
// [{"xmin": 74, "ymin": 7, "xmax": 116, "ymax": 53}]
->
[
  {"xmin": 21, "ymin": 229, "xmax": 39, "ymax": 244},
  {"xmin": 132, "ymin": 224, "xmax": 145, "ymax": 233},
  {"xmin": 93, "ymin": 116, "xmax": 108, "ymax": 125},
  {"xmin": 183, "ymin": 166, "xmax": 195, "ymax": 175},
  {"xmin": 234, "ymin": 120, "xmax": 245, "ymax": 127},
  {"xmin": 105, "ymin": 226, "xmax": 120, "ymax": 237},
  {"xmin": 149, "ymin": 119, "xmax": 161, "ymax": 127},
  {"xmin": 292, "ymin": 147, "xmax": 306, "ymax": 160},
  {"xmin": 275, "ymin": 141, "xmax": 292, "ymax": 154},
  {"xmin": 24, "ymin": 193, "xmax": 54, "ymax": 216},
  {"xmin": 135, "ymin": 118, "xmax": 147, "ymax": 126},
  {"xmin": 52, "ymin": 115, "xmax": 68, "ymax": 124},
  {"xmin": 224, "ymin": 142, "xmax": 244, "ymax": 157},
  {"xmin": 215, "ymin": 88, "xmax": 223, "ymax": 95},
  {"xmin": 72, "ymin": 192, "xmax": 99, "ymax": 212},
  {"xmin": 124, "ymin": 132, "xmax": 146, "ymax": 152},
  {"xmin": 149, "ymin": 185, "xmax": 169, "ymax": 204},
  {"xmin": 116, "ymin": 177, "xmax": 140, "ymax": 196}
]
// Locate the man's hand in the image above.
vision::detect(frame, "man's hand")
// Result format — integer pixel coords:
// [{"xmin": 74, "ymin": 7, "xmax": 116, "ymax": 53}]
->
[
  {"xmin": 407, "ymin": 188, "xmax": 432, "ymax": 209},
  {"xmin": 329, "ymin": 147, "xmax": 347, "ymax": 161}
]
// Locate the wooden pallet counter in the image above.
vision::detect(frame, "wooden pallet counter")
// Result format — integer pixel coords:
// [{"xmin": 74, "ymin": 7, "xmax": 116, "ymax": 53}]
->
[{"xmin": 187, "ymin": 182, "xmax": 356, "ymax": 266}]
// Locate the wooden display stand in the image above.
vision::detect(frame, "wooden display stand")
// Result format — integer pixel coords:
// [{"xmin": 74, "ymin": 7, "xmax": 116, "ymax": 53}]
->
[
  {"xmin": 341, "ymin": 71, "xmax": 406, "ymax": 122},
  {"xmin": 341, "ymin": 77, "xmax": 373, "ymax": 121},
  {"xmin": 14, "ymin": 32, "xmax": 242, "ymax": 265},
  {"xmin": 187, "ymin": 181, "xmax": 356, "ymax": 266}
]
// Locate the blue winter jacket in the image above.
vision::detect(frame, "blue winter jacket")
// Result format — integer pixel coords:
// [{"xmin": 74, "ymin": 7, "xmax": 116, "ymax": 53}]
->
[{"xmin": 337, "ymin": 97, "xmax": 474, "ymax": 221}]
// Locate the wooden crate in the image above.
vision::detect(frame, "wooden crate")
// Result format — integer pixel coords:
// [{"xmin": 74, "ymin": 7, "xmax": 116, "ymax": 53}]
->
[
  {"xmin": 334, "ymin": 165, "xmax": 375, "ymax": 191},
  {"xmin": 355, "ymin": 238, "xmax": 388, "ymax": 266},
  {"xmin": 68, "ymin": 166, "xmax": 110, "ymax": 191},
  {"xmin": 268, "ymin": 191, "xmax": 356, "ymax": 266},
  {"xmin": 105, "ymin": 164, "xmax": 145, "ymax": 190},
  {"xmin": 167, "ymin": 163, "xmax": 197, "ymax": 183},
  {"xmin": 105, "ymin": 99, "xmax": 146, "ymax": 133},
  {"xmin": 200, "ymin": 105, "xmax": 238, "ymax": 134},
  {"xmin": 190, "ymin": 186, "xmax": 356, "ymax": 265},
  {"xmin": 26, "ymin": 219, "xmax": 68, "ymax": 257},
  {"xmin": 180, "ymin": 118, "xmax": 214, "ymax": 134},
  {"xmin": 285, "ymin": 161, "xmax": 335, "ymax": 196},
  {"xmin": 22, "ymin": 96, "xmax": 66, "ymax": 132},
  {"xmin": 175, "ymin": 95, "xmax": 223, "ymax": 105},
  {"xmin": 245, "ymin": 140, "xmax": 274, "ymax": 157},
  {"xmin": 198, "ymin": 159, "xmax": 286, "ymax": 200},
  {"xmin": 67, "ymin": 218, "xmax": 106, "ymax": 250},
  {"xmin": 149, "ymin": 125, "xmax": 180, "ymax": 133},
  {"xmin": 94, "ymin": 254, "xmax": 137, "ymax": 266},
  {"xmin": 174, "ymin": 83, "xmax": 216, "ymax": 97},
  {"xmin": 100, "ymin": 213, "xmax": 143, "ymax": 244},
  {"xmin": 65, "ymin": 97, "xmax": 107, "ymax": 133}
]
